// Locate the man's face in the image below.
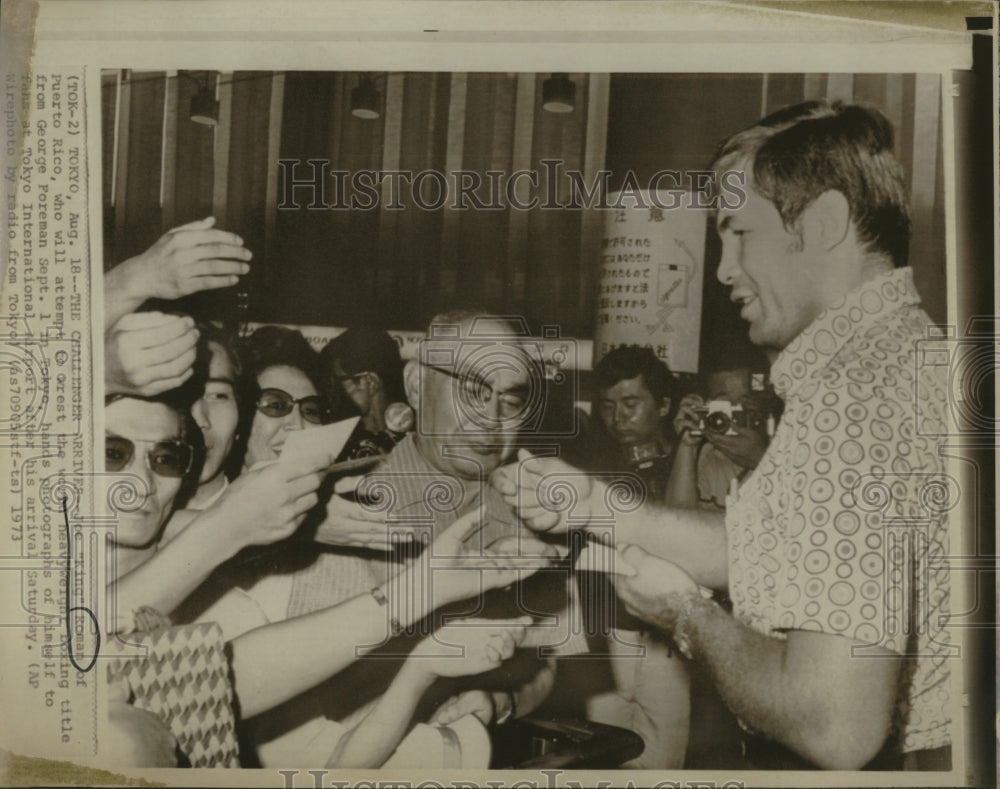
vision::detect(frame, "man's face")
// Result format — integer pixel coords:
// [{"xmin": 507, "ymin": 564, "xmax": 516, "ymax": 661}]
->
[
  {"xmin": 706, "ymin": 368, "xmax": 750, "ymax": 403},
  {"xmin": 334, "ymin": 360, "xmax": 376, "ymax": 418},
  {"xmin": 413, "ymin": 319, "xmax": 531, "ymax": 479},
  {"xmin": 599, "ymin": 375, "xmax": 667, "ymax": 446},
  {"xmin": 191, "ymin": 341, "xmax": 239, "ymax": 484},
  {"xmin": 105, "ymin": 398, "xmax": 185, "ymax": 548},
  {"xmin": 245, "ymin": 364, "xmax": 321, "ymax": 467},
  {"xmin": 716, "ymin": 174, "xmax": 827, "ymax": 351}
]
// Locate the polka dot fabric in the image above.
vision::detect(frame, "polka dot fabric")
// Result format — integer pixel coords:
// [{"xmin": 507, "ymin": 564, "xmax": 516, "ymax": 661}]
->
[{"xmin": 727, "ymin": 267, "xmax": 951, "ymax": 754}]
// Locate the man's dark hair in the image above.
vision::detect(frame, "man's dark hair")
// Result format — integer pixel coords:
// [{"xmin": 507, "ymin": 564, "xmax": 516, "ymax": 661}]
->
[
  {"xmin": 593, "ymin": 346, "xmax": 677, "ymax": 405},
  {"xmin": 320, "ymin": 326, "xmax": 406, "ymax": 406},
  {"xmin": 712, "ymin": 100, "xmax": 911, "ymax": 267}
]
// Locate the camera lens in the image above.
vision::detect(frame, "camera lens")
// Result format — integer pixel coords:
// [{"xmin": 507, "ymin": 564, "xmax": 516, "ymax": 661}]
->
[{"xmin": 705, "ymin": 411, "xmax": 732, "ymax": 433}]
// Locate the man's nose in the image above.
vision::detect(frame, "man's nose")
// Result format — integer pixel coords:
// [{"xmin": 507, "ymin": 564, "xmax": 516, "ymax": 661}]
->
[
  {"xmin": 137, "ymin": 455, "xmax": 157, "ymax": 498},
  {"xmin": 615, "ymin": 404, "xmax": 630, "ymax": 423},
  {"xmin": 717, "ymin": 241, "xmax": 738, "ymax": 286}
]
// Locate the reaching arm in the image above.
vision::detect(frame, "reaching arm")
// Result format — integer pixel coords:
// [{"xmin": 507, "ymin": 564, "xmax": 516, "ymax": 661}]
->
[
  {"xmin": 326, "ymin": 620, "xmax": 526, "ymax": 768},
  {"xmin": 104, "ymin": 217, "xmax": 252, "ymax": 330},
  {"xmin": 614, "ymin": 545, "xmax": 899, "ymax": 770},
  {"xmin": 109, "ymin": 453, "xmax": 332, "ymax": 633},
  {"xmin": 324, "ymin": 655, "xmax": 437, "ymax": 768},
  {"xmin": 493, "ymin": 450, "xmax": 728, "ymax": 589},
  {"xmin": 230, "ymin": 515, "xmax": 548, "ymax": 719}
]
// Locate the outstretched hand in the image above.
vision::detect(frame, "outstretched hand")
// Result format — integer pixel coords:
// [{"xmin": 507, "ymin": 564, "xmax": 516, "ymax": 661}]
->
[
  {"xmin": 210, "ymin": 451, "xmax": 336, "ymax": 552},
  {"xmin": 492, "ymin": 449, "xmax": 603, "ymax": 534},
  {"xmin": 313, "ymin": 474, "xmax": 419, "ymax": 551},
  {"xmin": 104, "ymin": 311, "xmax": 199, "ymax": 397},
  {"xmin": 612, "ymin": 543, "xmax": 700, "ymax": 632},
  {"xmin": 105, "ymin": 217, "xmax": 252, "ymax": 328},
  {"xmin": 411, "ymin": 617, "xmax": 530, "ymax": 678}
]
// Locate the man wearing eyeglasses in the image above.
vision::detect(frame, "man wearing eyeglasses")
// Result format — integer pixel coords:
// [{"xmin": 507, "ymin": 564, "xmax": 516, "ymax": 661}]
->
[{"xmin": 289, "ymin": 309, "xmax": 585, "ymax": 735}]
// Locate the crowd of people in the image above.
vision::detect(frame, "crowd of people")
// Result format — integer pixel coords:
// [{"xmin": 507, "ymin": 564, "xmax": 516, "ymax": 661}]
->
[{"xmin": 102, "ymin": 100, "xmax": 952, "ymax": 772}]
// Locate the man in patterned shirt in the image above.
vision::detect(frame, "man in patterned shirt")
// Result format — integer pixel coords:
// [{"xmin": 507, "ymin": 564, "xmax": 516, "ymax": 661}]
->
[{"xmin": 496, "ymin": 101, "xmax": 952, "ymax": 770}]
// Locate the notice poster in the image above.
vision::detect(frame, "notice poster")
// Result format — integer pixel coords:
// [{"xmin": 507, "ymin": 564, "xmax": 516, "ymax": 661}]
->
[{"xmin": 594, "ymin": 191, "xmax": 707, "ymax": 373}]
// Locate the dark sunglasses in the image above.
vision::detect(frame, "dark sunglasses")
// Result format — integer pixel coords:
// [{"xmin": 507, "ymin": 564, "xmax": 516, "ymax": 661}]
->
[
  {"xmin": 105, "ymin": 435, "xmax": 194, "ymax": 478},
  {"xmin": 256, "ymin": 388, "xmax": 329, "ymax": 424}
]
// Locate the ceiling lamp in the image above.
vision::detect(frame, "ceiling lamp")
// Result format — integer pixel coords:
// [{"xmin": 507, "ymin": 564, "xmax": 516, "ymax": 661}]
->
[
  {"xmin": 351, "ymin": 75, "xmax": 381, "ymax": 120},
  {"xmin": 189, "ymin": 86, "xmax": 219, "ymax": 126},
  {"xmin": 542, "ymin": 73, "xmax": 575, "ymax": 114}
]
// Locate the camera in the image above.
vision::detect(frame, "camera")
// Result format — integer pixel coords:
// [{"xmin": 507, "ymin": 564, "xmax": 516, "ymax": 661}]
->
[
  {"xmin": 691, "ymin": 398, "xmax": 776, "ymax": 437},
  {"xmin": 691, "ymin": 400, "xmax": 743, "ymax": 436}
]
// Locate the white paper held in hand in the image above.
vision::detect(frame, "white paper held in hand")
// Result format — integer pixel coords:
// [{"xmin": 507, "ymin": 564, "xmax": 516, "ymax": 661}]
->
[{"xmin": 279, "ymin": 417, "xmax": 361, "ymax": 462}]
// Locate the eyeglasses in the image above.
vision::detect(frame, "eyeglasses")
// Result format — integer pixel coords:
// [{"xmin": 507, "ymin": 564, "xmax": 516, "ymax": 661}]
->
[
  {"xmin": 256, "ymin": 388, "xmax": 329, "ymax": 424},
  {"xmin": 335, "ymin": 371, "xmax": 372, "ymax": 386},
  {"xmin": 105, "ymin": 436, "xmax": 194, "ymax": 478},
  {"xmin": 422, "ymin": 363, "xmax": 529, "ymax": 419}
]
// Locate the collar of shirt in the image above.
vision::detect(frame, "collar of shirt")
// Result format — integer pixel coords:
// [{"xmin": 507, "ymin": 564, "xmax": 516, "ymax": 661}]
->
[{"xmin": 769, "ymin": 266, "xmax": 922, "ymax": 401}]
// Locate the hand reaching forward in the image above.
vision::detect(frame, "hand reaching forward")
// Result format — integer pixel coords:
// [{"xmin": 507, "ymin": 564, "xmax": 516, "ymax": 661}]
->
[
  {"xmin": 410, "ymin": 617, "xmax": 530, "ymax": 679},
  {"xmin": 313, "ymin": 474, "xmax": 419, "ymax": 551},
  {"xmin": 105, "ymin": 217, "xmax": 252, "ymax": 329},
  {"xmin": 492, "ymin": 449, "xmax": 604, "ymax": 534},
  {"xmin": 422, "ymin": 511, "xmax": 556, "ymax": 612},
  {"xmin": 105, "ymin": 311, "xmax": 199, "ymax": 397},
  {"xmin": 612, "ymin": 543, "xmax": 700, "ymax": 633},
  {"xmin": 205, "ymin": 451, "xmax": 335, "ymax": 554},
  {"xmin": 121, "ymin": 217, "xmax": 252, "ymax": 301}
]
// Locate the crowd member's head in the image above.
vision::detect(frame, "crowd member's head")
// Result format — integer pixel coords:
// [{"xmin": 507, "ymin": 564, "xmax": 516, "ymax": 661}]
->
[
  {"xmin": 174, "ymin": 323, "xmax": 242, "ymax": 500},
  {"xmin": 104, "ymin": 393, "xmax": 200, "ymax": 553},
  {"xmin": 593, "ymin": 346, "xmax": 677, "ymax": 450},
  {"xmin": 230, "ymin": 326, "xmax": 329, "ymax": 471},
  {"xmin": 711, "ymin": 100, "xmax": 910, "ymax": 352},
  {"xmin": 320, "ymin": 326, "xmax": 406, "ymax": 432},
  {"xmin": 405, "ymin": 309, "xmax": 538, "ymax": 479}
]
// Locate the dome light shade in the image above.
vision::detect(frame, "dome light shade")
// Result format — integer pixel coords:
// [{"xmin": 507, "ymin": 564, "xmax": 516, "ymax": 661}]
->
[
  {"xmin": 542, "ymin": 73, "xmax": 575, "ymax": 113},
  {"xmin": 351, "ymin": 76, "xmax": 381, "ymax": 120},
  {"xmin": 189, "ymin": 87, "xmax": 219, "ymax": 126}
]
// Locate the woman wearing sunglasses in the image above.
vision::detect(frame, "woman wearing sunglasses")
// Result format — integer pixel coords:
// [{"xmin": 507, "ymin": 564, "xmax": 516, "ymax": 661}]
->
[{"xmin": 230, "ymin": 325, "xmax": 331, "ymax": 473}]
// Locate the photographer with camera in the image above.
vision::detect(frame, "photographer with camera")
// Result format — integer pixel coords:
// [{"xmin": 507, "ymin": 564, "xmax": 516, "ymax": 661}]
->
[{"xmin": 666, "ymin": 363, "xmax": 776, "ymax": 511}]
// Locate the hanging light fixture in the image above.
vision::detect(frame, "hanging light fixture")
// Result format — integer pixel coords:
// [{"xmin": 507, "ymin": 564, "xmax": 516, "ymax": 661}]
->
[
  {"xmin": 189, "ymin": 86, "xmax": 219, "ymax": 126},
  {"xmin": 542, "ymin": 73, "xmax": 575, "ymax": 114},
  {"xmin": 351, "ymin": 75, "xmax": 381, "ymax": 120},
  {"xmin": 179, "ymin": 70, "xmax": 219, "ymax": 126}
]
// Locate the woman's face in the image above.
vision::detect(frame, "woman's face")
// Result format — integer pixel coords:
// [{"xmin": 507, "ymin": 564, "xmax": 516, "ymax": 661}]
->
[
  {"xmin": 105, "ymin": 398, "xmax": 186, "ymax": 548},
  {"xmin": 244, "ymin": 365, "xmax": 321, "ymax": 467},
  {"xmin": 190, "ymin": 341, "xmax": 240, "ymax": 484}
]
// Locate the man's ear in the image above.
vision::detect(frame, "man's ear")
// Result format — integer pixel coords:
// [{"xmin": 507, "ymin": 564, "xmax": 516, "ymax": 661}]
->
[
  {"xmin": 403, "ymin": 360, "xmax": 421, "ymax": 409},
  {"xmin": 802, "ymin": 190, "xmax": 851, "ymax": 252}
]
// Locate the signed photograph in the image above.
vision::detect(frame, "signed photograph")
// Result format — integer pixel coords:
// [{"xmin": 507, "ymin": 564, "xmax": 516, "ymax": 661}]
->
[{"xmin": 0, "ymin": 2, "xmax": 996, "ymax": 788}]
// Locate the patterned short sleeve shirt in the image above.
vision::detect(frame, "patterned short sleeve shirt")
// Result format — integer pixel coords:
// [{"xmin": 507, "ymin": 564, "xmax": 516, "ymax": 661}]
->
[{"xmin": 726, "ymin": 267, "xmax": 952, "ymax": 753}]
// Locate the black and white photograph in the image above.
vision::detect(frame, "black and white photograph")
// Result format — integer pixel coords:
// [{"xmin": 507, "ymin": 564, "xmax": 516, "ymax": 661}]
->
[{"xmin": 1, "ymin": 2, "xmax": 996, "ymax": 787}]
